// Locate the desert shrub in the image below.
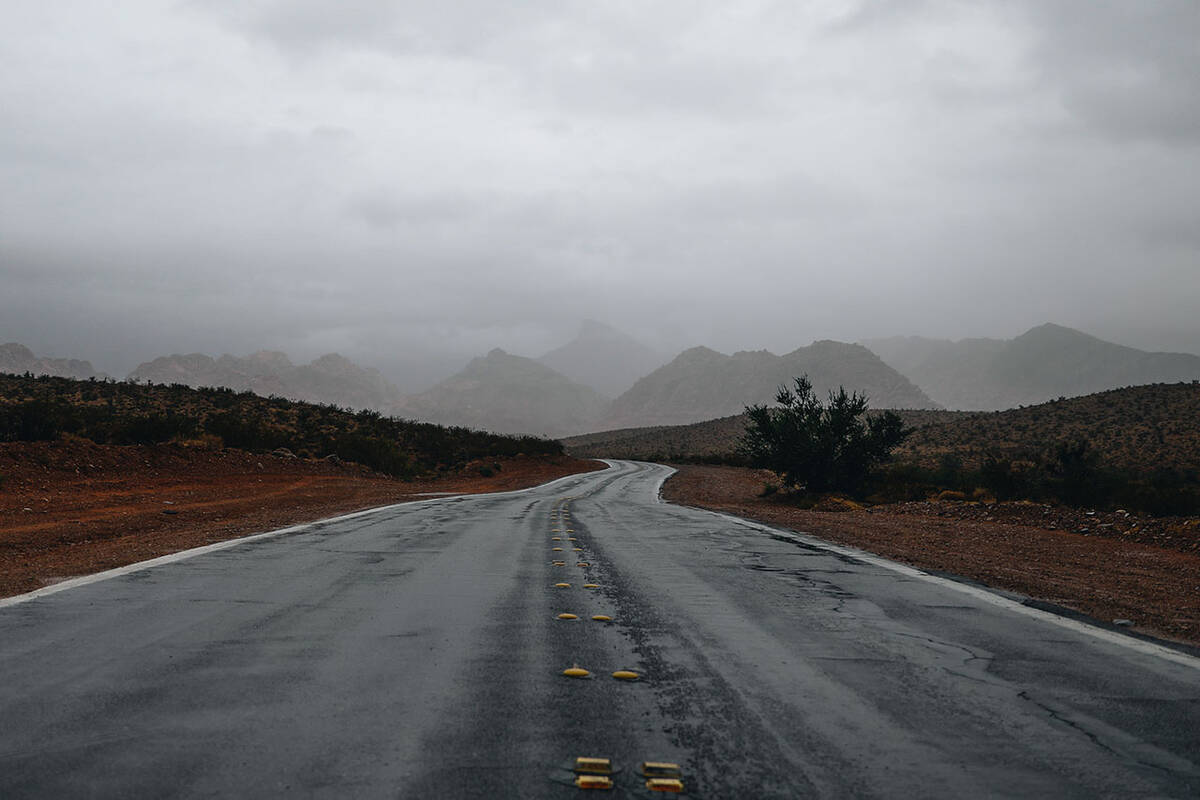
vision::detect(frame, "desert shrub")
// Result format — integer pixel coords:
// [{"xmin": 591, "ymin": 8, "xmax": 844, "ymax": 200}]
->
[
  {"xmin": 1047, "ymin": 440, "xmax": 1107, "ymax": 507},
  {"xmin": 813, "ymin": 495, "xmax": 863, "ymax": 512},
  {"xmin": 741, "ymin": 375, "xmax": 908, "ymax": 495},
  {"xmin": 110, "ymin": 412, "xmax": 198, "ymax": 445},
  {"xmin": 0, "ymin": 373, "xmax": 564, "ymax": 479},
  {"xmin": 980, "ymin": 455, "xmax": 1041, "ymax": 501},
  {"xmin": 332, "ymin": 433, "xmax": 414, "ymax": 478},
  {"xmin": 204, "ymin": 412, "xmax": 286, "ymax": 452},
  {"xmin": 971, "ymin": 488, "xmax": 997, "ymax": 504},
  {"xmin": 1113, "ymin": 468, "xmax": 1200, "ymax": 517},
  {"xmin": 0, "ymin": 399, "xmax": 75, "ymax": 441},
  {"xmin": 866, "ymin": 463, "xmax": 939, "ymax": 502}
]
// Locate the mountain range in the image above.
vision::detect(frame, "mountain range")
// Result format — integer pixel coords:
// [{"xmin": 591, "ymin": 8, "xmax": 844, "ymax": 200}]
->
[
  {"xmin": 127, "ymin": 351, "xmax": 407, "ymax": 413},
  {"xmin": 862, "ymin": 323, "xmax": 1200, "ymax": 410},
  {"xmin": 0, "ymin": 343, "xmax": 107, "ymax": 381},
  {"xmin": 537, "ymin": 319, "xmax": 664, "ymax": 398},
  {"xmin": 600, "ymin": 340, "xmax": 938, "ymax": 429},
  {"xmin": 564, "ymin": 382, "xmax": 1200, "ymax": 478},
  {"xmin": 7, "ymin": 322, "xmax": 1200, "ymax": 438},
  {"xmin": 399, "ymin": 348, "xmax": 610, "ymax": 437}
]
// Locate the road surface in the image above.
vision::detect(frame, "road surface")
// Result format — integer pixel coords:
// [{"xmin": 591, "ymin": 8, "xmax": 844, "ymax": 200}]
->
[{"xmin": 2, "ymin": 460, "xmax": 1198, "ymax": 797}]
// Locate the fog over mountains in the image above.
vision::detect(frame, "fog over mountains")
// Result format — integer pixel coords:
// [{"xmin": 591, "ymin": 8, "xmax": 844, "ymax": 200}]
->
[
  {"xmin": 863, "ymin": 324, "xmax": 1200, "ymax": 411},
  {"xmin": 601, "ymin": 341, "xmax": 937, "ymax": 430},
  {"xmin": 537, "ymin": 320, "xmax": 664, "ymax": 399},
  {"xmin": 128, "ymin": 352, "xmax": 407, "ymax": 415},
  {"xmin": 400, "ymin": 349, "xmax": 610, "ymax": 438},
  {"xmin": 6, "ymin": 321, "xmax": 1200, "ymax": 438},
  {"xmin": 0, "ymin": 343, "xmax": 107, "ymax": 381}
]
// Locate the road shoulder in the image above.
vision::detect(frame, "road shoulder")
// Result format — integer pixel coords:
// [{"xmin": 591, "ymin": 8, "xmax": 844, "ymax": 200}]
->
[
  {"xmin": 0, "ymin": 440, "xmax": 604, "ymax": 598},
  {"xmin": 662, "ymin": 463, "xmax": 1200, "ymax": 648}
]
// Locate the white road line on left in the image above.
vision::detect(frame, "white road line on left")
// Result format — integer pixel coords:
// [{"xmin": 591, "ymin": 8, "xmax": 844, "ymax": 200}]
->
[{"xmin": 0, "ymin": 463, "xmax": 611, "ymax": 609}]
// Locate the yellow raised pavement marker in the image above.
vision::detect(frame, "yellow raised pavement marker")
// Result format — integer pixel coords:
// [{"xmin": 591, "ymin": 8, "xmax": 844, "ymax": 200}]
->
[
  {"xmin": 562, "ymin": 665, "xmax": 590, "ymax": 679},
  {"xmin": 646, "ymin": 777, "xmax": 684, "ymax": 793},
  {"xmin": 552, "ymin": 547, "xmax": 563, "ymax": 551},
  {"xmin": 576, "ymin": 562, "xmax": 590, "ymax": 567},
  {"xmin": 557, "ymin": 613, "xmax": 578, "ymax": 620},
  {"xmin": 573, "ymin": 547, "xmax": 583, "ymax": 552},
  {"xmin": 551, "ymin": 536, "xmax": 561, "ymax": 541},
  {"xmin": 612, "ymin": 669, "xmax": 640, "ymax": 681},
  {"xmin": 591, "ymin": 615, "xmax": 612, "ymax": 622},
  {"xmin": 583, "ymin": 583, "xmax": 599, "ymax": 589},
  {"xmin": 552, "ymin": 561, "xmax": 567, "ymax": 566},
  {"xmin": 641, "ymin": 762, "xmax": 682, "ymax": 779},
  {"xmin": 575, "ymin": 775, "xmax": 612, "ymax": 790},
  {"xmin": 554, "ymin": 582, "xmax": 571, "ymax": 588},
  {"xmin": 574, "ymin": 756, "xmax": 611, "ymax": 775}
]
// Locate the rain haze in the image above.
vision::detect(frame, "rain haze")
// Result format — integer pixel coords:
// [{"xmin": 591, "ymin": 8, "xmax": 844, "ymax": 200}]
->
[{"xmin": 3, "ymin": 0, "xmax": 1199, "ymax": 389}]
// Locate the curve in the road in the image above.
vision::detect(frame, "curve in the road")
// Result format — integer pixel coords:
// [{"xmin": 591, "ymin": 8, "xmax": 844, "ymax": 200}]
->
[{"xmin": 2, "ymin": 460, "xmax": 1199, "ymax": 798}]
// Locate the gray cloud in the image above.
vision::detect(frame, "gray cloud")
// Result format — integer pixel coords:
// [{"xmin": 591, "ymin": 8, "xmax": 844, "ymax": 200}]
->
[
  {"xmin": 2, "ymin": 0, "xmax": 1199, "ymax": 386},
  {"xmin": 1020, "ymin": 1, "xmax": 1200, "ymax": 145}
]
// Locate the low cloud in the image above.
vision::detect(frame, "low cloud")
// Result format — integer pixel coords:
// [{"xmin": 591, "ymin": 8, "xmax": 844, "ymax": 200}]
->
[{"xmin": 2, "ymin": 0, "xmax": 1199, "ymax": 385}]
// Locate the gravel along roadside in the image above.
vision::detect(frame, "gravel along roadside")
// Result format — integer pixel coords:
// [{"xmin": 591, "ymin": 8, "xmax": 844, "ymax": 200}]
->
[
  {"xmin": 662, "ymin": 464, "xmax": 1200, "ymax": 647},
  {"xmin": 0, "ymin": 440, "xmax": 604, "ymax": 598}
]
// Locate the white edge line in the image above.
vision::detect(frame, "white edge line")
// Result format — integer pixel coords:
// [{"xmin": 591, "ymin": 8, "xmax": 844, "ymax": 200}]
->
[
  {"xmin": 0, "ymin": 462, "xmax": 611, "ymax": 609},
  {"xmin": 642, "ymin": 460, "xmax": 1200, "ymax": 672}
]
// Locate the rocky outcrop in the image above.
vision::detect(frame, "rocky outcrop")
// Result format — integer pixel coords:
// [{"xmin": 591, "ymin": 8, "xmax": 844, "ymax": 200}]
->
[
  {"xmin": 863, "ymin": 323, "xmax": 1200, "ymax": 410},
  {"xmin": 0, "ymin": 343, "xmax": 107, "ymax": 380},
  {"xmin": 128, "ymin": 351, "xmax": 406, "ymax": 413},
  {"xmin": 600, "ymin": 340, "xmax": 937, "ymax": 430},
  {"xmin": 401, "ymin": 348, "xmax": 610, "ymax": 437},
  {"xmin": 538, "ymin": 319, "xmax": 665, "ymax": 397}
]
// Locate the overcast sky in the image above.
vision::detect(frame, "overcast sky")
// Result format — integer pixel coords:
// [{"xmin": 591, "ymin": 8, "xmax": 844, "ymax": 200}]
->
[{"xmin": 3, "ymin": 0, "xmax": 1199, "ymax": 388}]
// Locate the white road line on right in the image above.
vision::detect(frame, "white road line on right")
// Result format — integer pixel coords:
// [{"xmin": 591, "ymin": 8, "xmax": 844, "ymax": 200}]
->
[{"xmin": 641, "ymin": 460, "xmax": 1200, "ymax": 673}]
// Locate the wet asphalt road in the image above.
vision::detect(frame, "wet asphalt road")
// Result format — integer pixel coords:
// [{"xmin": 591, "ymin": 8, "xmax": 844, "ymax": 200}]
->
[{"xmin": 2, "ymin": 460, "xmax": 1199, "ymax": 798}]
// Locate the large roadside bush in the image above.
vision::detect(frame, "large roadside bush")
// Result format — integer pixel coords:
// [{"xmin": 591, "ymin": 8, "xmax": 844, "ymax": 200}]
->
[{"xmin": 741, "ymin": 375, "xmax": 908, "ymax": 495}]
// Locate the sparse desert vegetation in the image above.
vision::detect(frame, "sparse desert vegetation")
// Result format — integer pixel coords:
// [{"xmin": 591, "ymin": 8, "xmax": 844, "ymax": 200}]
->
[
  {"xmin": 0, "ymin": 373, "xmax": 602, "ymax": 597},
  {"xmin": 568, "ymin": 382, "xmax": 1200, "ymax": 517},
  {"xmin": 0, "ymin": 373, "xmax": 562, "ymax": 478}
]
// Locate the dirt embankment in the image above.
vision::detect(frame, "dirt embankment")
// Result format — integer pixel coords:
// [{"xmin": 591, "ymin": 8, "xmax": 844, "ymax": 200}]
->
[
  {"xmin": 663, "ymin": 464, "xmax": 1200, "ymax": 646},
  {"xmin": 0, "ymin": 440, "xmax": 603, "ymax": 598}
]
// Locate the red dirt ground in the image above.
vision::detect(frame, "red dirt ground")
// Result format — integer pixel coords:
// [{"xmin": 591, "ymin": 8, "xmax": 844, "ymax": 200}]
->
[
  {"xmin": 663, "ymin": 464, "xmax": 1200, "ymax": 646},
  {"xmin": 0, "ymin": 440, "xmax": 603, "ymax": 598}
]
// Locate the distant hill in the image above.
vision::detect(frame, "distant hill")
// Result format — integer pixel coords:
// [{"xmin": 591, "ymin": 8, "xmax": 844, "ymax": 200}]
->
[
  {"xmin": 599, "ymin": 340, "xmax": 938, "ymax": 430},
  {"xmin": 0, "ymin": 373, "xmax": 561, "ymax": 477},
  {"xmin": 538, "ymin": 319, "xmax": 664, "ymax": 397},
  {"xmin": 566, "ymin": 383, "xmax": 1200, "ymax": 478},
  {"xmin": 128, "ymin": 351, "xmax": 406, "ymax": 413},
  {"xmin": 0, "ymin": 343, "xmax": 107, "ymax": 380},
  {"xmin": 565, "ymin": 409, "xmax": 959, "ymax": 462},
  {"xmin": 891, "ymin": 382, "xmax": 1200, "ymax": 475},
  {"xmin": 863, "ymin": 323, "xmax": 1200, "ymax": 410},
  {"xmin": 401, "ymin": 348, "xmax": 610, "ymax": 437}
]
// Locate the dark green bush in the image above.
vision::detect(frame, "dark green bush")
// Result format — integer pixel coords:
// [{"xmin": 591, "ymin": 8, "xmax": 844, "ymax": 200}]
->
[
  {"xmin": 741, "ymin": 375, "xmax": 908, "ymax": 495},
  {"xmin": 0, "ymin": 373, "xmax": 562, "ymax": 479}
]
